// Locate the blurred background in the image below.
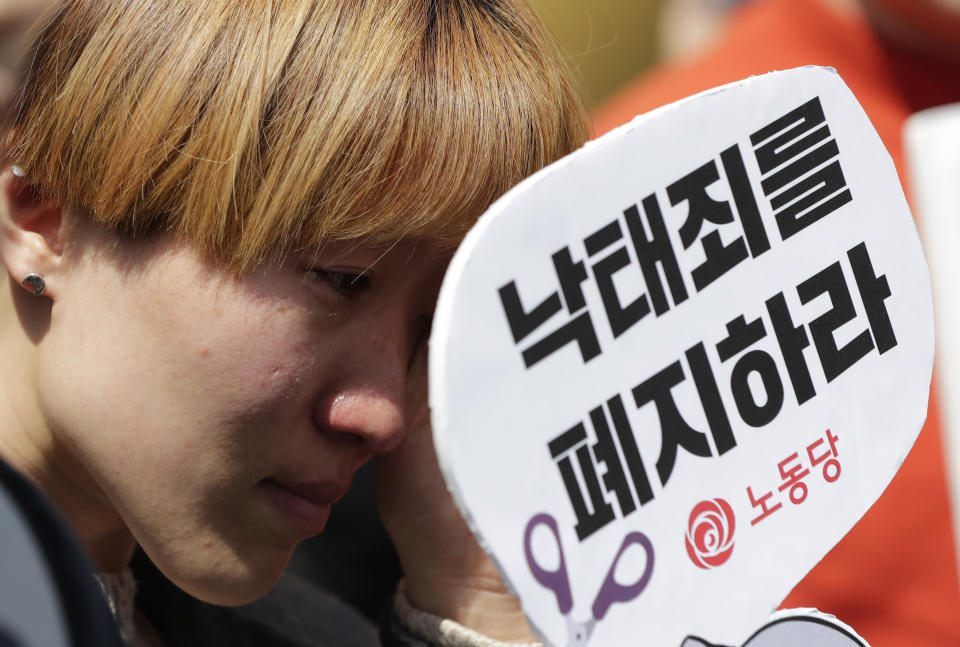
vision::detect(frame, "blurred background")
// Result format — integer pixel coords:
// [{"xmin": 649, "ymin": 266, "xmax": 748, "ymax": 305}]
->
[
  {"xmin": 530, "ymin": 0, "xmax": 662, "ymax": 109},
  {"xmin": 531, "ymin": 0, "xmax": 741, "ymax": 108}
]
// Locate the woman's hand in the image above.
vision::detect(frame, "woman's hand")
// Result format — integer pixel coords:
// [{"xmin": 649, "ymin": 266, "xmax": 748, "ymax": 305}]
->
[{"xmin": 377, "ymin": 343, "xmax": 537, "ymax": 642}]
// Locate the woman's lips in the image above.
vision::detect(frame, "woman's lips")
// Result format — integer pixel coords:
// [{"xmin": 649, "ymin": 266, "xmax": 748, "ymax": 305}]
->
[{"xmin": 260, "ymin": 478, "xmax": 346, "ymax": 536}]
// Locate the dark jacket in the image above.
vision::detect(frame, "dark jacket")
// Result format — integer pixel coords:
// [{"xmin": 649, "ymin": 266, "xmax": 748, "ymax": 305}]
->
[
  {"xmin": 133, "ymin": 550, "xmax": 381, "ymax": 646},
  {"xmin": 0, "ymin": 458, "xmax": 426, "ymax": 646}
]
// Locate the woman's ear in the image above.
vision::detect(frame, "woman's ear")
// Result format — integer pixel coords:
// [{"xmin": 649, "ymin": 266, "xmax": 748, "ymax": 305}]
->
[{"xmin": 0, "ymin": 166, "xmax": 63, "ymax": 299}]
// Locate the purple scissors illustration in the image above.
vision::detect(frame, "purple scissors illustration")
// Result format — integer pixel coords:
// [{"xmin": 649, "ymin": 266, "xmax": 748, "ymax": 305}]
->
[{"xmin": 523, "ymin": 513, "xmax": 655, "ymax": 646}]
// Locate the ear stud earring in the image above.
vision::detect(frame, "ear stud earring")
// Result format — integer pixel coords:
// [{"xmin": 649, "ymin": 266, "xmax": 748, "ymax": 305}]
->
[
  {"xmin": 11, "ymin": 165, "xmax": 25, "ymax": 178},
  {"xmin": 22, "ymin": 274, "xmax": 45, "ymax": 296}
]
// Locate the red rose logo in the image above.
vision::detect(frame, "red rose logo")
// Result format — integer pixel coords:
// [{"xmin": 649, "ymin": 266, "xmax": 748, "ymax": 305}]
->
[{"xmin": 685, "ymin": 498, "xmax": 736, "ymax": 569}]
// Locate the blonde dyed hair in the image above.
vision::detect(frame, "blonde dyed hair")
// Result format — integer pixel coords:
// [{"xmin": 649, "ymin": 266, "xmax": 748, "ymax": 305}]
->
[{"xmin": 4, "ymin": 0, "xmax": 588, "ymax": 270}]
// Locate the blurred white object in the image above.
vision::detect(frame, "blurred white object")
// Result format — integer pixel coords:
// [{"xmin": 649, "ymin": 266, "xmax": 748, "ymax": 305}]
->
[
  {"xmin": 905, "ymin": 103, "xmax": 960, "ymax": 588},
  {"xmin": 658, "ymin": 0, "xmax": 754, "ymax": 61}
]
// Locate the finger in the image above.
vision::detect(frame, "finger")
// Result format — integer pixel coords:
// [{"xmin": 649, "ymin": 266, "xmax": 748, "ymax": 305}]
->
[{"xmin": 403, "ymin": 340, "xmax": 430, "ymax": 437}]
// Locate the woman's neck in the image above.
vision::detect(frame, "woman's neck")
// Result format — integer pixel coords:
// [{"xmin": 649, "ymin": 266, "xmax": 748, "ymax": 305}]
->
[{"xmin": 0, "ymin": 281, "xmax": 136, "ymax": 572}]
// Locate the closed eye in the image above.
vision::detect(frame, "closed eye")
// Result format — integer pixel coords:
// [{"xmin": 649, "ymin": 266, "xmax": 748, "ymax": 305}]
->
[{"xmin": 306, "ymin": 269, "xmax": 371, "ymax": 297}]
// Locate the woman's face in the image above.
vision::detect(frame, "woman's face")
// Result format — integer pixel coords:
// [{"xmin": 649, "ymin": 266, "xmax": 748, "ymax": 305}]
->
[{"xmin": 39, "ymin": 213, "xmax": 447, "ymax": 604}]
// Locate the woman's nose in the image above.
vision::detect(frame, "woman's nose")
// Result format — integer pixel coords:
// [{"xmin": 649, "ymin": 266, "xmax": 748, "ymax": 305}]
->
[
  {"xmin": 316, "ymin": 328, "xmax": 413, "ymax": 454},
  {"xmin": 323, "ymin": 387, "xmax": 406, "ymax": 454}
]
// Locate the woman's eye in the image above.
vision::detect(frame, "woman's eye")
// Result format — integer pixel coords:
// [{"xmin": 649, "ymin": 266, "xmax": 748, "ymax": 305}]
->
[{"xmin": 307, "ymin": 270, "xmax": 371, "ymax": 296}]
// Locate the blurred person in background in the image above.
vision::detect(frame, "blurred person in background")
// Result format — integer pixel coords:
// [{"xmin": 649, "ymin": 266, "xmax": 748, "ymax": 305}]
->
[{"xmin": 594, "ymin": 1, "xmax": 960, "ymax": 646}]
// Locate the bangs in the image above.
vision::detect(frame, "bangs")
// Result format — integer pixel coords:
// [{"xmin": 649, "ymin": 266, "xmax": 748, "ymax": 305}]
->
[{"xmin": 6, "ymin": 0, "xmax": 588, "ymax": 271}]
